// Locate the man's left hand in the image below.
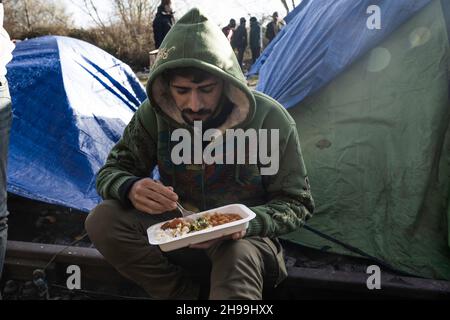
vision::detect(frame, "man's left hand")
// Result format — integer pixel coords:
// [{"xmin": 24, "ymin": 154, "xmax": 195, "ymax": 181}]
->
[{"xmin": 189, "ymin": 230, "xmax": 246, "ymax": 249}]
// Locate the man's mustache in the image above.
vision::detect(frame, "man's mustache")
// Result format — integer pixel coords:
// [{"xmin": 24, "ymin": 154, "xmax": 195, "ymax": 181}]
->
[{"xmin": 182, "ymin": 109, "xmax": 212, "ymax": 116}]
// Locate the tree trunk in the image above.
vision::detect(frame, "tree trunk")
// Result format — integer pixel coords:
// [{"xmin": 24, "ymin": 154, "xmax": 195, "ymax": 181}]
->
[{"xmin": 23, "ymin": 0, "xmax": 32, "ymax": 31}]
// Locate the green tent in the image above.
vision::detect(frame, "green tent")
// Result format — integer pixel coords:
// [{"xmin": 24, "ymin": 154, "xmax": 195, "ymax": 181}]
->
[{"xmin": 284, "ymin": 0, "xmax": 450, "ymax": 280}]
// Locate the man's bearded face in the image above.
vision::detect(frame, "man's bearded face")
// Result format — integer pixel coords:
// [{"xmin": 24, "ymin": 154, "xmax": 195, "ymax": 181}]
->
[{"xmin": 169, "ymin": 75, "xmax": 224, "ymax": 125}]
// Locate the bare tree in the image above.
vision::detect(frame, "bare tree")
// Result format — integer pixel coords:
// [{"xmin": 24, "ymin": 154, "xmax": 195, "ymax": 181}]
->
[
  {"xmin": 113, "ymin": 0, "xmax": 157, "ymax": 38},
  {"xmin": 4, "ymin": 0, "xmax": 73, "ymax": 36},
  {"xmin": 73, "ymin": 0, "xmax": 157, "ymax": 32},
  {"xmin": 73, "ymin": 0, "xmax": 159, "ymax": 69},
  {"xmin": 70, "ymin": 0, "xmax": 108, "ymax": 30}
]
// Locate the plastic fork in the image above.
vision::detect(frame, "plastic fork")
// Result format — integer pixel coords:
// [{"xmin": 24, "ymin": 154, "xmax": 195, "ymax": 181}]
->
[{"xmin": 176, "ymin": 202, "xmax": 196, "ymax": 217}]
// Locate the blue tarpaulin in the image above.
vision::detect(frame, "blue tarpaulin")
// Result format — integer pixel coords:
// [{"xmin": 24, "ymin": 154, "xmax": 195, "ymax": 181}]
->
[
  {"xmin": 6, "ymin": 36, "xmax": 147, "ymax": 212},
  {"xmin": 252, "ymin": 0, "xmax": 432, "ymax": 109}
]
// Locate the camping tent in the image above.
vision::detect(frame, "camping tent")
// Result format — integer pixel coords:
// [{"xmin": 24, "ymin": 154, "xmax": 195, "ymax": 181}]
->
[
  {"xmin": 255, "ymin": 0, "xmax": 450, "ymax": 280},
  {"xmin": 6, "ymin": 36, "xmax": 147, "ymax": 212}
]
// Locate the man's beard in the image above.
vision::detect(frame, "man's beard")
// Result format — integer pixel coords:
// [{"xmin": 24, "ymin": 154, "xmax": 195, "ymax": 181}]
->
[{"xmin": 181, "ymin": 108, "xmax": 213, "ymax": 126}]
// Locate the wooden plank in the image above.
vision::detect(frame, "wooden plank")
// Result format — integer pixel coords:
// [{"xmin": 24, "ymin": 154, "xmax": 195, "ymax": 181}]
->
[
  {"xmin": 6, "ymin": 240, "xmax": 108, "ymax": 267},
  {"xmin": 5, "ymin": 240, "xmax": 450, "ymax": 299},
  {"xmin": 280, "ymin": 266, "xmax": 450, "ymax": 299}
]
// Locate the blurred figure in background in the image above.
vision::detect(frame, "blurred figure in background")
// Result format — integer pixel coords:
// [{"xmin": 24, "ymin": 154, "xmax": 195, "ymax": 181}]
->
[
  {"xmin": 153, "ymin": 0, "xmax": 176, "ymax": 49},
  {"xmin": 265, "ymin": 11, "xmax": 284, "ymax": 45},
  {"xmin": 249, "ymin": 17, "xmax": 261, "ymax": 65},
  {"xmin": 222, "ymin": 18, "xmax": 236, "ymax": 42},
  {"xmin": 0, "ymin": 0, "xmax": 15, "ymax": 298},
  {"xmin": 231, "ymin": 17, "xmax": 247, "ymax": 70}
]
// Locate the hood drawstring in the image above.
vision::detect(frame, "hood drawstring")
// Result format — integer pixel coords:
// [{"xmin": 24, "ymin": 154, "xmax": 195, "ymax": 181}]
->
[{"xmin": 168, "ymin": 126, "xmax": 177, "ymax": 191}]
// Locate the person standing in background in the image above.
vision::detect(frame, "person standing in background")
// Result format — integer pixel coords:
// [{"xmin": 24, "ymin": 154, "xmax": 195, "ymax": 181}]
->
[
  {"xmin": 222, "ymin": 19, "xmax": 236, "ymax": 43},
  {"xmin": 231, "ymin": 17, "xmax": 247, "ymax": 70},
  {"xmin": 265, "ymin": 12, "xmax": 284, "ymax": 45},
  {"xmin": 249, "ymin": 17, "xmax": 261, "ymax": 65},
  {"xmin": 0, "ymin": 0, "xmax": 15, "ymax": 299},
  {"xmin": 152, "ymin": 0, "xmax": 176, "ymax": 49}
]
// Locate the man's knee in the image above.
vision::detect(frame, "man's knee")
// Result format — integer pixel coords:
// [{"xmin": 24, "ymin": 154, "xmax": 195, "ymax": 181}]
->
[
  {"xmin": 211, "ymin": 239, "xmax": 263, "ymax": 269},
  {"xmin": 85, "ymin": 200, "xmax": 127, "ymax": 246},
  {"xmin": 208, "ymin": 240, "xmax": 264, "ymax": 300}
]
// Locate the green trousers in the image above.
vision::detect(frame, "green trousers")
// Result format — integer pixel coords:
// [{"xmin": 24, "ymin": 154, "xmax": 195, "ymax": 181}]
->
[{"xmin": 85, "ymin": 200, "xmax": 287, "ymax": 300}]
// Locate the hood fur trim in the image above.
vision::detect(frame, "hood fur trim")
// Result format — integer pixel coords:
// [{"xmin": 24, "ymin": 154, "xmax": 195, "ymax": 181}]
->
[{"xmin": 151, "ymin": 76, "xmax": 250, "ymax": 134}]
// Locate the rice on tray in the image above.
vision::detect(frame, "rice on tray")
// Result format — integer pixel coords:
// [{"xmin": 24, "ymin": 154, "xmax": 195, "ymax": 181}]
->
[{"xmin": 155, "ymin": 212, "xmax": 242, "ymax": 241}]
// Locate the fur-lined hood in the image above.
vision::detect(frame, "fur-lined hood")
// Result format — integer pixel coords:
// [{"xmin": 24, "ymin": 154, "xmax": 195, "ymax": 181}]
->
[{"xmin": 146, "ymin": 8, "xmax": 256, "ymax": 133}]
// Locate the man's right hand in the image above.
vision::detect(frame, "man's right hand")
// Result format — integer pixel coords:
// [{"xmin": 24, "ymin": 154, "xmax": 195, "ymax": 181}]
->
[{"xmin": 128, "ymin": 178, "xmax": 178, "ymax": 214}]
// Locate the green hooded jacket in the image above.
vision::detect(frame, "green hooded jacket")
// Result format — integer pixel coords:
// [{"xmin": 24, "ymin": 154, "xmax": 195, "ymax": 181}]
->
[{"xmin": 96, "ymin": 8, "xmax": 314, "ymax": 238}]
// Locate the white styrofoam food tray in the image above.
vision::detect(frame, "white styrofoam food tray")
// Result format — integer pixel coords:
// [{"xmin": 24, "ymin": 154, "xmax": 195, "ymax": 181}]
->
[{"xmin": 147, "ymin": 204, "xmax": 256, "ymax": 252}]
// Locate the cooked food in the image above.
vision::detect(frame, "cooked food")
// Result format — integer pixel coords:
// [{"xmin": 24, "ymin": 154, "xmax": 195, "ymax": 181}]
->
[{"xmin": 156, "ymin": 212, "xmax": 242, "ymax": 241}]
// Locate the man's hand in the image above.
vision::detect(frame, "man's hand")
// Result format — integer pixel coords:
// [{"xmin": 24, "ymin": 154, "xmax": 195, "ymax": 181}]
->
[
  {"xmin": 128, "ymin": 178, "xmax": 178, "ymax": 214},
  {"xmin": 189, "ymin": 229, "xmax": 246, "ymax": 249}
]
